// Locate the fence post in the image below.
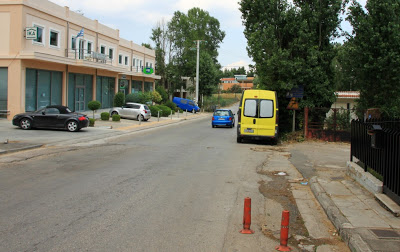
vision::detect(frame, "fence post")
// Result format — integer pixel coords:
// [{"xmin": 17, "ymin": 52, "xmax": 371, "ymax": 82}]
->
[{"xmin": 304, "ymin": 107, "xmax": 309, "ymax": 139}]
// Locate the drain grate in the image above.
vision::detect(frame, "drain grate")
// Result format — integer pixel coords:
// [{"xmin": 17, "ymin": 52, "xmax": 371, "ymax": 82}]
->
[{"xmin": 370, "ymin": 229, "xmax": 400, "ymax": 239}]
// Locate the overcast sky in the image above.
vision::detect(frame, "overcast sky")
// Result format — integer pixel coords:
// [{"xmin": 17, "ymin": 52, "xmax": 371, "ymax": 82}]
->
[{"xmin": 49, "ymin": 0, "xmax": 367, "ymax": 71}]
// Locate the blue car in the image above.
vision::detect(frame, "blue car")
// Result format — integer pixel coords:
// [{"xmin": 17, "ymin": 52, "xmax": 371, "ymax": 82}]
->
[
  {"xmin": 173, "ymin": 97, "xmax": 200, "ymax": 113},
  {"xmin": 212, "ymin": 109, "xmax": 235, "ymax": 128}
]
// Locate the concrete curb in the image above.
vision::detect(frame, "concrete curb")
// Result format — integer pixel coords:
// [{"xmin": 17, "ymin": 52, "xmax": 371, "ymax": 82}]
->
[
  {"xmin": 0, "ymin": 144, "xmax": 43, "ymax": 155},
  {"xmin": 309, "ymin": 176, "xmax": 373, "ymax": 252}
]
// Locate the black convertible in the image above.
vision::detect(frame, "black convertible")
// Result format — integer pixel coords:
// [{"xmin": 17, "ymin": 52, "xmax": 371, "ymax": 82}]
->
[{"xmin": 12, "ymin": 105, "xmax": 89, "ymax": 132}]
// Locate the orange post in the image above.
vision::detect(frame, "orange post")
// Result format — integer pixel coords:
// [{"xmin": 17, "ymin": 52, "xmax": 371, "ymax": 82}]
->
[
  {"xmin": 239, "ymin": 197, "xmax": 254, "ymax": 234},
  {"xmin": 276, "ymin": 210, "xmax": 291, "ymax": 251}
]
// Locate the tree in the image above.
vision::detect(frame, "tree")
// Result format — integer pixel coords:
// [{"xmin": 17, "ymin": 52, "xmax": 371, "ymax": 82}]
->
[
  {"xmin": 113, "ymin": 92, "xmax": 125, "ymax": 107},
  {"xmin": 345, "ymin": 0, "xmax": 400, "ymax": 117},
  {"xmin": 227, "ymin": 84, "xmax": 242, "ymax": 93},
  {"xmin": 240, "ymin": 0, "xmax": 345, "ymax": 132},
  {"xmin": 87, "ymin": 100, "xmax": 101, "ymax": 119},
  {"xmin": 141, "ymin": 43, "xmax": 152, "ymax": 49}
]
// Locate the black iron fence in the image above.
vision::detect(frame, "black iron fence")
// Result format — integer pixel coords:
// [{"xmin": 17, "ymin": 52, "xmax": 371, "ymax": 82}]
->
[{"xmin": 351, "ymin": 119, "xmax": 400, "ymax": 205}]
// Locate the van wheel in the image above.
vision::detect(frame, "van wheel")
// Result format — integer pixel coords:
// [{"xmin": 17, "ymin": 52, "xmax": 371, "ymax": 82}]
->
[
  {"xmin": 237, "ymin": 136, "xmax": 242, "ymax": 143},
  {"xmin": 192, "ymin": 109, "xmax": 196, "ymax": 113},
  {"xmin": 271, "ymin": 138, "xmax": 278, "ymax": 145}
]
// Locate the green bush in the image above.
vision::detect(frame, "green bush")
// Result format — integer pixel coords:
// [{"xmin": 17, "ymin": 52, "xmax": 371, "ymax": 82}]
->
[
  {"xmin": 163, "ymin": 100, "xmax": 177, "ymax": 111},
  {"xmin": 150, "ymin": 105, "xmax": 172, "ymax": 117},
  {"xmin": 112, "ymin": 114, "xmax": 121, "ymax": 121},
  {"xmin": 125, "ymin": 92, "xmax": 151, "ymax": 104},
  {"xmin": 87, "ymin": 100, "xmax": 101, "ymax": 118},
  {"xmin": 113, "ymin": 92, "xmax": 125, "ymax": 107},
  {"xmin": 151, "ymin": 91, "xmax": 162, "ymax": 104},
  {"xmin": 89, "ymin": 118, "xmax": 95, "ymax": 127},
  {"xmin": 101, "ymin": 112, "xmax": 110, "ymax": 120},
  {"xmin": 149, "ymin": 105, "xmax": 161, "ymax": 117},
  {"xmin": 156, "ymin": 85, "xmax": 169, "ymax": 103}
]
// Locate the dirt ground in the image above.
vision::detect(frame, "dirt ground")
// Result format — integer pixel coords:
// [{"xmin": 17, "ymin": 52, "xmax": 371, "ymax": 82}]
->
[{"xmin": 254, "ymin": 140, "xmax": 351, "ymax": 251}]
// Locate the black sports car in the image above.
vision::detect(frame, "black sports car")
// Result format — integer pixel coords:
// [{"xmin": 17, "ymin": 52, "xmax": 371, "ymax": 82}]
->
[{"xmin": 12, "ymin": 105, "xmax": 89, "ymax": 132}]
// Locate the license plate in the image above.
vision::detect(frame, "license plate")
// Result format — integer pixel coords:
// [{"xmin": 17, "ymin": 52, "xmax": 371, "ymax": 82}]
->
[
  {"xmin": 244, "ymin": 128, "xmax": 254, "ymax": 133},
  {"xmin": 219, "ymin": 118, "xmax": 225, "ymax": 120}
]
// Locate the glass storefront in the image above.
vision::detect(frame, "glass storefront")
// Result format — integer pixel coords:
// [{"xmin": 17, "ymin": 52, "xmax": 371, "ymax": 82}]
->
[
  {"xmin": 68, "ymin": 73, "xmax": 93, "ymax": 111},
  {"xmin": 96, "ymin": 76, "xmax": 115, "ymax": 108},
  {"xmin": 131, "ymin": 80, "xmax": 142, "ymax": 93},
  {"xmin": 118, "ymin": 79, "xmax": 129, "ymax": 96},
  {"xmin": 25, "ymin": 69, "xmax": 62, "ymax": 111},
  {"xmin": 0, "ymin": 68, "xmax": 7, "ymax": 117},
  {"xmin": 144, "ymin": 81, "xmax": 153, "ymax": 92}
]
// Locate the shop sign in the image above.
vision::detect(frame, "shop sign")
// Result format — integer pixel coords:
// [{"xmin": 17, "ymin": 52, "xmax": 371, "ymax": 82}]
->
[
  {"xmin": 143, "ymin": 67, "xmax": 154, "ymax": 75},
  {"xmin": 25, "ymin": 27, "xmax": 38, "ymax": 40}
]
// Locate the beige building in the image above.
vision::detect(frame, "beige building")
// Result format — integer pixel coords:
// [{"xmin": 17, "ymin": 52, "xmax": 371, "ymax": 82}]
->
[{"xmin": 0, "ymin": 0, "xmax": 160, "ymax": 120}]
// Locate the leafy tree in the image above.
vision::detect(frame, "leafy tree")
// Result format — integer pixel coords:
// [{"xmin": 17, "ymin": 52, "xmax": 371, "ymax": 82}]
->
[
  {"xmin": 87, "ymin": 100, "xmax": 101, "ymax": 119},
  {"xmin": 151, "ymin": 19, "xmax": 170, "ymax": 90},
  {"xmin": 125, "ymin": 92, "xmax": 151, "ymax": 104},
  {"xmin": 345, "ymin": 0, "xmax": 400, "ymax": 117},
  {"xmin": 141, "ymin": 43, "xmax": 152, "ymax": 49},
  {"xmin": 240, "ymin": 0, "xmax": 345, "ymax": 132},
  {"xmin": 156, "ymin": 84, "xmax": 169, "ymax": 103},
  {"xmin": 227, "ymin": 84, "xmax": 242, "ymax": 93}
]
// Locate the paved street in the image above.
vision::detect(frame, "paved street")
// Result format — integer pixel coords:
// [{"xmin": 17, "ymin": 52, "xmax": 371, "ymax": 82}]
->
[{"xmin": 0, "ymin": 106, "xmax": 399, "ymax": 252}]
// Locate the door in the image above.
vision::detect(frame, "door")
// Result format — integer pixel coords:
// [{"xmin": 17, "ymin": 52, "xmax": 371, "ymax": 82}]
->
[
  {"xmin": 241, "ymin": 98, "xmax": 258, "ymax": 135},
  {"xmin": 257, "ymin": 99, "xmax": 275, "ymax": 136},
  {"xmin": 78, "ymin": 39, "xmax": 85, "ymax": 59},
  {"xmin": 75, "ymin": 87, "xmax": 85, "ymax": 112}
]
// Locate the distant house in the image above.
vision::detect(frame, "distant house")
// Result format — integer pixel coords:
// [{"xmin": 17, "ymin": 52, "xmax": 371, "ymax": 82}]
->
[
  {"xmin": 219, "ymin": 75, "xmax": 254, "ymax": 91},
  {"xmin": 327, "ymin": 91, "xmax": 360, "ymax": 120}
]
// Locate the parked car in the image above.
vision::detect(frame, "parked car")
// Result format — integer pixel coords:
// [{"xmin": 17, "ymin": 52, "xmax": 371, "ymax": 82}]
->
[
  {"xmin": 109, "ymin": 102, "xmax": 151, "ymax": 121},
  {"xmin": 212, "ymin": 109, "xmax": 235, "ymax": 128},
  {"xmin": 12, "ymin": 105, "xmax": 89, "ymax": 132},
  {"xmin": 172, "ymin": 97, "xmax": 200, "ymax": 113}
]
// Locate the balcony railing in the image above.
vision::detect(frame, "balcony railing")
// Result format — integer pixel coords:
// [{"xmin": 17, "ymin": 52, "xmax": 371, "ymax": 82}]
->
[{"xmin": 64, "ymin": 49, "xmax": 148, "ymax": 73}]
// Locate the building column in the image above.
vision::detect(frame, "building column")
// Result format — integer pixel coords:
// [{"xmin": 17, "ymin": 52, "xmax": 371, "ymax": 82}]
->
[{"xmin": 8, "ymin": 59, "xmax": 23, "ymax": 119}]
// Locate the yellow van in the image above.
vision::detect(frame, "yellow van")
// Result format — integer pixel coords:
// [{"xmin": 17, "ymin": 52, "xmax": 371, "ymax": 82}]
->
[{"xmin": 237, "ymin": 90, "xmax": 279, "ymax": 144}]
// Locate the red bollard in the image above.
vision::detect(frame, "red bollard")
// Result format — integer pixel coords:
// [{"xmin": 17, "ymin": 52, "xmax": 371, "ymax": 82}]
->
[
  {"xmin": 276, "ymin": 210, "xmax": 292, "ymax": 251},
  {"xmin": 240, "ymin": 197, "xmax": 254, "ymax": 234}
]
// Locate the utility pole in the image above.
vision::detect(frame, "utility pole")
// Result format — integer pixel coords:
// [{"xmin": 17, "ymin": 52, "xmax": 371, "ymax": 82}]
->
[{"xmin": 195, "ymin": 40, "xmax": 200, "ymax": 105}]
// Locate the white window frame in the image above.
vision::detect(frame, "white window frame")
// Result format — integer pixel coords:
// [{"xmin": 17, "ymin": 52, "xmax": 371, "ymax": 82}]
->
[
  {"xmin": 108, "ymin": 47, "xmax": 114, "ymax": 60},
  {"xmin": 49, "ymin": 28, "xmax": 60, "ymax": 49},
  {"xmin": 100, "ymin": 44, "xmax": 106, "ymax": 55},
  {"xmin": 86, "ymin": 40, "xmax": 93, "ymax": 55},
  {"xmin": 124, "ymin": 56, "xmax": 129, "ymax": 66},
  {"xmin": 132, "ymin": 57, "xmax": 136, "ymax": 67},
  {"xmin": 118, "ymin": 54, "xmax": 123, "ymax": 65},
  {"xmin": 32, "ymin": 23, "xmax": 45, "ymax": 46}
]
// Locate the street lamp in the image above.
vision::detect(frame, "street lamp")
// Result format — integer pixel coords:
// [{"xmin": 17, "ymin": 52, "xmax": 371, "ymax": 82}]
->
[{"xmin": 193, "ymin": 40, "xmax": 205, "ymax": 105}]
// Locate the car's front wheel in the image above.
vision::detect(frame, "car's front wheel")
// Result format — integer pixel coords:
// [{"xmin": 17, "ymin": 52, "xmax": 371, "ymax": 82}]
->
[
  {"xmin": 111, "ymin": 111, "xmax": 118, "ymax": 116},
  {"xmin": 20, "ymin": 118, "xmax": 32, "ymax": 130},
  {"xmin": 66, "ymin": 120, "xmax": 79, "ymax": 132}
]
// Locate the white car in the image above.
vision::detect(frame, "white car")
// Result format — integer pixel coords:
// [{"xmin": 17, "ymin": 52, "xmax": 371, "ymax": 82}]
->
[{"xmin": 109, "ymin": 102, "xmax": 151, "ymax": 121}]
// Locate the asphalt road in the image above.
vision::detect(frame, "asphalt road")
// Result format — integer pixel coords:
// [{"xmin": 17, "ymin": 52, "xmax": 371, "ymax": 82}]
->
[{"xmin": 0, "ymin": 108, "xmax": 275, "ymax": 251}]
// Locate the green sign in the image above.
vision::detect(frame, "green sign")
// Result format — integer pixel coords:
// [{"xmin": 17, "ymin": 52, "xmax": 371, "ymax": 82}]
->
[
  {"xmin": 26, "ymin": 27, "xmax": 38, "ymax": 40},
  {"xmin": 143, "ymin": 67, "xmax": 154, "ymax": 75}
]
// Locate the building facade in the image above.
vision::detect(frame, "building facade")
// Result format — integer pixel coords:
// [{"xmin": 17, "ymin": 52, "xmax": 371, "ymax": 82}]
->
[
  {"xmin": 219, "ymin": 75, "xmax": 254, "ymax": 91},
  {"xmin": 0, "ymin": 0, "xmax": 160, "ymax": 119}
]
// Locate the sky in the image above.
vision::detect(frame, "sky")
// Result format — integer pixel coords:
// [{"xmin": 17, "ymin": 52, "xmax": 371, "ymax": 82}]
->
[{"xmin": 49, "ymin": 0, "xmax": 367, "ymax": 72}]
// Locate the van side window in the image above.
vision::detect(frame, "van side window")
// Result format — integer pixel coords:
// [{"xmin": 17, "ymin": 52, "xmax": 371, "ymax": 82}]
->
[
  {"xmin": 181, "ymin": 100, "xmax": 187, "ymax": 104},
  {"xmin": 189, "ymin": 101, "xmax": 194, "ymax": 106},
  {"xmin": 259, "ymin": 100, "xmax": 273, "ymax": 118},
  {"xmin": 244, "ymin": 99, "xmax": 257, "ymax": 117}
]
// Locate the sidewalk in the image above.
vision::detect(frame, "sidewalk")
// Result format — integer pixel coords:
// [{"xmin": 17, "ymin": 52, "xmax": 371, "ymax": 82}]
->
[{"xmin": 288, "ymin": 142, "xmax": 400, "ymax": 252}]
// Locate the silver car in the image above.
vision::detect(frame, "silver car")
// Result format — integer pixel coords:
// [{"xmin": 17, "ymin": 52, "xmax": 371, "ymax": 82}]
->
[{"xmin": 109, "ymin": 102, "xmax": 151, "ymax": 121}]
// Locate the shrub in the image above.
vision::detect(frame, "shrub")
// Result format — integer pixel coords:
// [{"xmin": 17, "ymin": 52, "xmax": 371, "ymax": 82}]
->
[
  {"xmin": 156, "ymin": 85, "xmax": 169, "ymax": 103},
  {"xmin": 113, "ymin": 92, "xmax": 125, "ymax": 107},
  {"xmin": 163, "ymin": 100, "xmax": 177, "ymax": 111},
  {"xmin": 112, "ymin": 114, "xmax": 121, "ymax": 121},
  {"xmin": 149, "ymin": 105, "xmax": 161, "ymax": 117},
  {"xmin": 89, "ymin": 118, "xmax": 95, "ymax": 127},
  {"xmin": 101, "ymin": 112, "xmax": 110, "ymax": 121},
  {"xmin": 87, "ymin": 100, "xmax": 101, "ymax": 119},
  {"xmin": 157, "ymin": 105, "xmax": 172, "ymax": 117},
  {"xmin": 126, "ymin": 92, "xmax": 151, "ymax": 104},
  {"xmin": 151, "ymin": 91, "xmax": 162, "ymax": 104}
]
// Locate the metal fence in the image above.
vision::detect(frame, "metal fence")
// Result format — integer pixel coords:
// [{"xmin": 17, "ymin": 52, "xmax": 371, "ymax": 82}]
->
[
  {"xmin": 351, "ymin": 119, "xmax": 400, "ymax": 205},
  {"xmin": 305, "ymin": 107, "xmax": 355, "ymax": 142}
]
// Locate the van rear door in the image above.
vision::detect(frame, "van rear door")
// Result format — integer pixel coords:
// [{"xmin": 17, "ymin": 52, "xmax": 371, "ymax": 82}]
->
[
  {"xmin": 257, "ymin": 99, "xmax": 275, "ymax": 137},
  {"xmin": 241, "ymin": 98, "xmax": 258, "ymax": 136}
]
